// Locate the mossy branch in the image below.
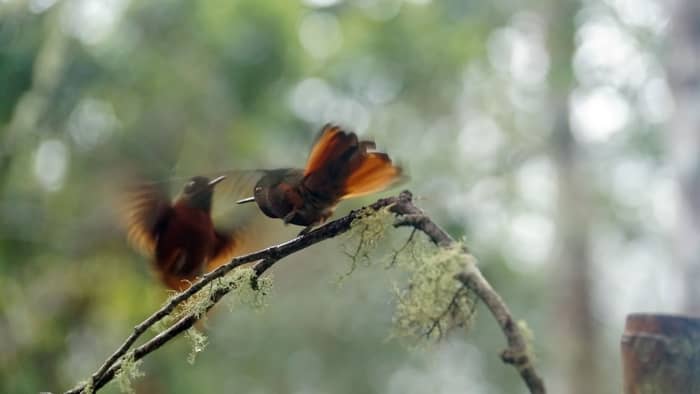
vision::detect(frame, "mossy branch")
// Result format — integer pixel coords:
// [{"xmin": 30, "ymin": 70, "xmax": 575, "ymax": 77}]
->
[
  {"xmin": 391, "ymin": 192, "xmax": 546, "ymax": 393},
  {"xmin": 64, "ymin": 190, "xmax": 546, "ymax": 394}
]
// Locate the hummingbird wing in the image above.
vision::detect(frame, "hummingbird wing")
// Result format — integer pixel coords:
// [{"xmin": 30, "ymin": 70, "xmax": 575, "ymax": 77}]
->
[
  {"xmin": 118, "ymin": 181, "xmax": 173, "ymax": 257},
  {"xmin": 340, "ymin": 151, "xmax": 404, "ymax": 199},
  {"xmin": 207, "ymin": 170, "xmax": 265, "ymax": 227},
  {"xmin": 208, "ymin": 170, "xmax": 264, "ymax": 209},
  {"xmin": 304, "ymin": 124, "xmax": 359, "ymax": 179},
  {"xmin": 156, "ymin": 248, "xmax": 192, "ymax": 291},
  {"xmin": 205, "ymin": 170, "xmax": 270, "ymax": 271},
  {"xmin": 207, "ymin": 228, "xmax": 250, "ymax": 272},
  {"xmin": 303, "ymin": 124, "xmax": 404, "ymax": 200}
]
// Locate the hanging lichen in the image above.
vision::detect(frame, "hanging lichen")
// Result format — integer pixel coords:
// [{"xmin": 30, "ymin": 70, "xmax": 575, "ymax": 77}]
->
[
  {"xmin": 151, "ymin": 313, "xmax": 174, "ymax": 334},
  {"xmin": 157, "ymin": 267, "xmax": 272, "ymax": 327},
  {"xmin": 343, "ymin": 208, "xmax": 479, "ymax": 344},
  {"xmin": 185, "ymin": 328, "xmax": 208, "ymax": 365},
  {"xmin": 114, "ymin": 351, "xmax": 144, "ymax": 394},
  {"xmin": 341, "ymin": 206, "xmax": 394, "ymax": 277},
  {"xmin": 144, "ymin": 267, "xmax": 273, "ymax": 368},
  {"xmin": 391, "ymin": 242, "xmax": 478, "ymax": 343},
  {"xmin": 223, "ymin": 267, "xmax": 273, "ymax": 312},
  {"xmin": 77, "ymin": 379, "xmax": 94, "ymax": 394}
]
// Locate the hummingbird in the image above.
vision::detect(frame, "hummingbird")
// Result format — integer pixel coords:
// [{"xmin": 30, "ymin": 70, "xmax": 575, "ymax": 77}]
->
[
  {"xmin": 120, "ymin": 175, "xmax": 255, "ymax": 291},
  {"xmin": 237, "ymin": 124, "xmax": 404, "ymax": 234}
]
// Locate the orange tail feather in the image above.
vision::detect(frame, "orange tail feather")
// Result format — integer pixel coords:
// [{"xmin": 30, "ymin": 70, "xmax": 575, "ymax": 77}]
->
[
  {"xmin": 303, "ymin": 124, "xmax": 403, "ymax": 200},
  {"xmin": 341, "ymin": 152, "xmax": 402, "ymax": 199}
]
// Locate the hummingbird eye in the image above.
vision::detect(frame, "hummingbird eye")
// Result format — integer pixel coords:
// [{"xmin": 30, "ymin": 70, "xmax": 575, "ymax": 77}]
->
[{"xmin": 184, "ymin": 181, "xmax": 196, "ymax": 193}]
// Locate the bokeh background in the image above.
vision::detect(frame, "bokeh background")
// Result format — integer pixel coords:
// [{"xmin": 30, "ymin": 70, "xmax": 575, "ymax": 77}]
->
[{"xmin": 1, "ymin": 0, "xmax": 698, "ymax": 393}]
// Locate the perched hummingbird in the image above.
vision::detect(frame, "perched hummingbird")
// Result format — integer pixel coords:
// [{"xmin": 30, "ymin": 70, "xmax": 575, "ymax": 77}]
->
[
  {"xmin": 237, "ymin": 124, "xmax": 404, "ymax": 233},
  {"xmin": 120, "ymin": 175, "xmax": 255, "ymax": 291}
]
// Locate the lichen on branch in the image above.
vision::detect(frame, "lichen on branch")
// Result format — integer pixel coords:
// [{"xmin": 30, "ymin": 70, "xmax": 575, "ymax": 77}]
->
[
  {"xmin": 65, "ymin": 191, "xmax": 546, "ymax": 394},
  {"xmin": 223, "ymin": 267, "xmax": 273, "ymax": 311},
  {"xmin": 185, "ymin": 328, "xmax": 208, "ymax": 365},
  {"xmin": 148, "ymin": 268, "xmax": 273, "ymax": 368},
  {"xmin": 392, "ymin": 242, "xmax": 478, "ymax": 342},
  {"xmin": 343, "ymin": 208, "xmax": 479, "ymax": 343},
  {"xmin": 342, "ymin": 206, "xmax": 394, "ymax": 274},
  {"xmin": 114, "ymin": 351, "xmax": 144, "ymax": 394}
]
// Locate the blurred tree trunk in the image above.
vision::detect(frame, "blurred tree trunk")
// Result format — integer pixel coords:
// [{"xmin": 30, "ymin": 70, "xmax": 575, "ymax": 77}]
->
[
  {"xmin": 550, "ymin": 106, "xmax": 599, "ymax": 394},
  {"xmin": 667, "ymin": 0, "xmax": 700, "ymax": 315},
  {"xmin": 545, "ymin": 0, "xmax": 601, "ymax": 393}
]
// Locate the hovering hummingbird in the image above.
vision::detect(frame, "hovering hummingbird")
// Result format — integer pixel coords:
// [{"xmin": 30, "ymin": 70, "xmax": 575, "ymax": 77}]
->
[
  {"xmin": 237, "ymin": 124, "xmax": 404, "ymax": 233},
  {"xmin": 120, "ymin": 174, "xmax": 257, "ymax": 291}
]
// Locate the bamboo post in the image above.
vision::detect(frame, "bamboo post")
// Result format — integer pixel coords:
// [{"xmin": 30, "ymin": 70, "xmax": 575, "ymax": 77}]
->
[{"xmin": 621, "ymin": 313, "xmax": 700, "ymax": 393}]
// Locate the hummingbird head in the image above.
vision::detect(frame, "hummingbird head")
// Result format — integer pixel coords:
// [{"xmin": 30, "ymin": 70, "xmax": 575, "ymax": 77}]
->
[
  {"xmin": 237, "ymin": 169, "xmax": 301, "ymax": 221},
  {"xmin": 178, "ymin": 175, "xmax": 226, "ymax": 212}
]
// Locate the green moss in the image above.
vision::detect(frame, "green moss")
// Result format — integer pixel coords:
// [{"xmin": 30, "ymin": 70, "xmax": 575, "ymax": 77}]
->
[
  {"xmin": 180, "ymin": 284, "xmax": 217, "ymax": 321},
  {"xmin": 114, "ymin": 351, "xmax": 144, "ymax": 394},
  {"xmin": 78, "ymin": 379, "xmax": 94, "ymax": 394},
  {"xmin": 517, "ymin": 320, "xmax": 536, "ymax": 362},
  {"xmin": 151, "ymin": 314, "xmax": 175, "ymax": 334}
]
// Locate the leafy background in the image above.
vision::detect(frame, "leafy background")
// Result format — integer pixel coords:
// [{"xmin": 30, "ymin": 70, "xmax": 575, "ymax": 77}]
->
[{"xmin": 0, "ymin": 0, "xmax": 690, "ymax": 393}]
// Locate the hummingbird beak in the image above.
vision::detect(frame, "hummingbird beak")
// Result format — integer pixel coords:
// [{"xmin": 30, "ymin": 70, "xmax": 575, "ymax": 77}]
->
[
  {"xmin": 236, "ymin": 196, "xmax": 256, "ymax": 204},
  {"xmin": 208, "ymin": 175, "xmax": 227, "ymax": 187}
]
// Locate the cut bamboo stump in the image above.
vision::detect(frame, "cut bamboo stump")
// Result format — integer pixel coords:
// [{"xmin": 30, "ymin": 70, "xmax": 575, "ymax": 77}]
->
[{"xmin": 621, "ymin": 313, "xmax": 700, "ymax": 393}]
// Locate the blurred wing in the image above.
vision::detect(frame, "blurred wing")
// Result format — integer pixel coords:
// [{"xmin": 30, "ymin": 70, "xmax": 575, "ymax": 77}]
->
[
  {"xmin": 118, "ymin": 181, "xmax": 172, "ymax": 256},
  {"xmin": 341, "ymin": 152, "xmax": 404, "ymax": 199},
  {"xmin": 157, "ymin": 249, "xmax": 191, "ymax": 291},
  {"xmin": 208, "ymin": 169, "xmax": 264, "ymax": 224},
  {"xmin": 206, "ymin": 170, "xmax": 270, "ymax": 271},
  {"xmin": 207, "ymin": 228, "xmax": 246, "ymax": 271},
  {"xmin": 304, "ymin": 124, "xmax": 358, "ymax": 177},
  {"xmin": 208, "ymin": 220, "xmax": 273, "ymax": 271}
]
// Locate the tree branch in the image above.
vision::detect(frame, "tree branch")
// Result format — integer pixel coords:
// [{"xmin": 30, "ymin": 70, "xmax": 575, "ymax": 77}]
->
[
  {"xmin": 65, "ymin": 190, "xmax": 546, "ymax": 394},
  {"xmin": 390, "ymin": 191, "xmax": 546, "ymax": 394}
]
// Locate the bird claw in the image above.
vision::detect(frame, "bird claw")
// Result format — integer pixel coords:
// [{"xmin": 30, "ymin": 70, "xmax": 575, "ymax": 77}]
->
[
  {"xmin": 283, "ymin": 211, "xmax": 296, "ymax": 225},
  {"xmin": 297, "ymin": 225, "xmax": 314, "ymax": 236}
]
